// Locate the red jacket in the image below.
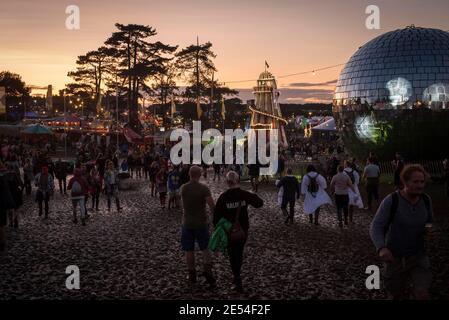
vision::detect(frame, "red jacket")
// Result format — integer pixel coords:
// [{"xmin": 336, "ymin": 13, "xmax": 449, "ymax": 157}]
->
[{"xmin": 68, "ymin": 168, "xmax": 89, "ymax": 197}]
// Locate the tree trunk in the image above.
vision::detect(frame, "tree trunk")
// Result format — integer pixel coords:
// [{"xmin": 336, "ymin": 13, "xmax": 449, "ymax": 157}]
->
[
  {"xmin": 127, "ymin": 32, "xmax": 131, "ymax": 125},
  {"xmin": 196, "ymin": 38, "xmax": 200, "ymax": 120},
  {"xmin": 130, "ymin": 37, "xmax": 139, "ymax": 129}
]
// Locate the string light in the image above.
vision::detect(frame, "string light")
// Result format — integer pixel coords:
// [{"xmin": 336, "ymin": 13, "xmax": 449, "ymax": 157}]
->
[
  {"xmin": 248, "ymin": 105, "xmax": 288, "ymax": 125},
  {"xmin": 222, "ymin": 63, "xmax": 345, "ymax": 84},
  {"xmin": 224, "ymin": 29, "xmax": 448, "ymax": 85}
]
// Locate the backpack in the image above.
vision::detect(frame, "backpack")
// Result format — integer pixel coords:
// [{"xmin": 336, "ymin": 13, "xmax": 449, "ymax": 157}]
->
[
  {"xmin": 71, "ymin": 180, "xmax": 82, "ymax": 194},
  {"xmin": 384, "ymin": 191, "xmax": 432, "ymax": 234},
  {"xmin": 345, "ymin": 169, "xmax": 355, "ymax": 184},
  {"xmin": 307, "ymin": 174, "xmax": 319, "ymax": 194}
]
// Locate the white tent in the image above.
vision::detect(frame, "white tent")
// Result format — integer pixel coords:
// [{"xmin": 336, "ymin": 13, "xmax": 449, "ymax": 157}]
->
[{"xmin": 311, "ymin": 117, "xmax": 336, "ymax": 131}]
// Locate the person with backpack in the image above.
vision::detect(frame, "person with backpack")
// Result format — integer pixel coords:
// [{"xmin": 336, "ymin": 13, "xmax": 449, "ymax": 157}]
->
[
  {"xmin": 276, "ymin": 167, "xmax": 300, "ymax": 224},
  {"xmin": 370, "ymin": 164, "xmax": 434, "ymax": 300},
  {"xmin": 213, "ymin": 170, "xmax": 264, "ymax": 292},
  {"xmin": 343, "ymin": 160, "xmax": 364, "ymax": 224},
  {"xmin": 301, "ymin": 164, "xmax": 332, "ymax": 226},
  {"xmin": 67, "ymin": 168, "xmax": 89, "ymax": 225},
  {"xmin": 34, "ymin": 166, "xmax": 54, "ymax": 219},
  {"xmin": 330, "ymin": 166, "xmax": 355, "ymax": 228}
]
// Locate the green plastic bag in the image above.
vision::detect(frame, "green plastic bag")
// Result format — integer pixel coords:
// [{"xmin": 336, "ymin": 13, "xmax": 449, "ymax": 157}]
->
[{"xmin": 208, "ymin": 218, "xmax": 232, "ymax": 253}]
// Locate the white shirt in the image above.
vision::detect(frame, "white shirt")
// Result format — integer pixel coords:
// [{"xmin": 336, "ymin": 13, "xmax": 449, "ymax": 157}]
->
[
  {"xmin": 343, "ymin": 167, "xmax": 364, "ymax": 208},
  {"xmin": 301, "ymin": 172, "xmax": 332, "ymax": 214}
]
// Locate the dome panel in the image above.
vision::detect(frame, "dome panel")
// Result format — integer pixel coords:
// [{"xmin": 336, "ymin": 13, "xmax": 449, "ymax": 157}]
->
[
  {"xmin": 333, "ymin": 26, "xmax": 449, "ymax": 160},
  {"xmin": 334, "ymin": 26, "xmax": 449, "ymax": 107}
]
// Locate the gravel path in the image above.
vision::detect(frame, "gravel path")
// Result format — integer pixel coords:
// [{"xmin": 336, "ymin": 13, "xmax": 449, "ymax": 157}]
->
[{"xmin": 1, "ymin": 176, "xmax": 448, "ymax": 300}]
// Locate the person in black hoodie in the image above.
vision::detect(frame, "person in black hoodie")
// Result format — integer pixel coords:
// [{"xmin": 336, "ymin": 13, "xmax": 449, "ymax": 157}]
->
[
  {"xmin": 213, "ymin": 171, "xmax": 263, "ymax": 293},
  {"xmin": 276, "ymin": 167, "xmax": 300, "ymax": 224}
]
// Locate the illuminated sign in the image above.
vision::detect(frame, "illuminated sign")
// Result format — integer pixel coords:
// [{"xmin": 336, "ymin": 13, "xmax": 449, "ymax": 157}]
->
[
  {"xmin": 386, "ymin": 77, "xmax": 412, "ymax": 107},
  {"xmin": 354, "ymin": 115, "xmax": 390, "ymax": 144},
  {"xmin": 355, "ymin": 115, "xmax": 375, "ymax": 141},
  {"xmin": 423, "ymin": 83, "xmax": 449, "ymax": 103}
]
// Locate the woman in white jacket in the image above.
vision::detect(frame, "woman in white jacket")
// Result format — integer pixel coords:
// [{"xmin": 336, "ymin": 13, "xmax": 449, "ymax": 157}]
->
[
  {"xmin": 301, "ymin": 165, "xmax": 332, "ymax": 226},
  {"xmin": 343, "ymin": 160, "xmax": 364, "ymax": 223}
]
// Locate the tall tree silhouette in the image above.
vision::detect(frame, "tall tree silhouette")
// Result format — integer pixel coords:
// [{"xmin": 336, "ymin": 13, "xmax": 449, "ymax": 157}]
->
[
  {"xmin": 176, "ymin": 39, "xmax": 217, "ymax": 119},
  {"xmin": 105, "ymin": 23, "xmax": 177, "ymax": 130},
  {"xmin": 0, "ymin": 71, "xmax": 30, "ymax": 97},
  {"xmin": 66, "ymin": 46, "xmax": 116, "ymax": 111},
  {"xmin": 176, "ymin": 40, "xmax": 237, "ymax": 120}
]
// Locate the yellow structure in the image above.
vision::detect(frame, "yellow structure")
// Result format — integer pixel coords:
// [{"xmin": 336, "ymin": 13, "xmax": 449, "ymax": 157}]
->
[{"xmin": 249, "ymin": 70, "xmax": 288, "ymax": 147}]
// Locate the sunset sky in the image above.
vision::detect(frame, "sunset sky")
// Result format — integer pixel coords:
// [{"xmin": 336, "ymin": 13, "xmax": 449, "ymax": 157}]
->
[{"xmin": 1, "ymin": 0, "xmax": 449, "ymax": 103}]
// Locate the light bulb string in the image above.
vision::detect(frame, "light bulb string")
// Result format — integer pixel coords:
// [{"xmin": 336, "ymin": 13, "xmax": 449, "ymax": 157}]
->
[
  {"xmin": 222, "ymin": 29, "xmax": 449, "ymax": 85},
  {"xmin": 222, "ymin": 63, "xmax": 346, "ymax": 85},
  {"xmin": 248, "ymin": 105, "xmax": 288, "ymax": 124}
]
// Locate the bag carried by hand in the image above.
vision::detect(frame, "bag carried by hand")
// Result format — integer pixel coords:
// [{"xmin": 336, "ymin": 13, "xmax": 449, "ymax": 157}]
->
[{"xmin": 229, "ymin": 202, "xmax": 247, "ymax": 244}]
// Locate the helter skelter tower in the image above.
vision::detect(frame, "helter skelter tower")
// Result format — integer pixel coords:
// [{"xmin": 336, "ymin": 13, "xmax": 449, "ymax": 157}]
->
[{"xmin": 249, "ymin": 68, "xmax": 288, "ymax": 148}]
